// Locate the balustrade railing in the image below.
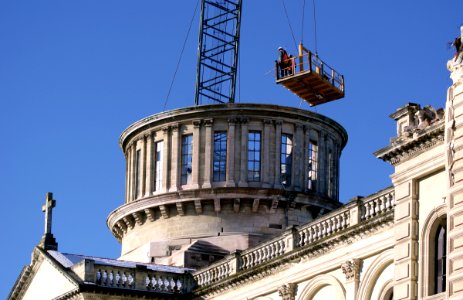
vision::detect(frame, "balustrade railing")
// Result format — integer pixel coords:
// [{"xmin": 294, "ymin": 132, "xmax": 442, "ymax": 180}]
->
[
  {"xmin": 193, "ymin": 188, "xmax": 395, "ymax": 288},
  {"xmin": 85, "ymin": 264, "xmax": 192, "ymax": 293}
]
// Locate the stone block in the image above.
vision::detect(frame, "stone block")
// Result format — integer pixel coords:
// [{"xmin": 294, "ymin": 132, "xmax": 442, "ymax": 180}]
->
[
  {"xmin": 395, "ymin": 262, "xmax": 410, "ymax": 280},
  {"xmin": 394, "ymin": 282, "xmax": 409, "ymax": 300},
  {"xmin": 395, "ymin": 222, "xmax": 410, "ymax": 241},
  {"xmin": 395, "ymin": 201, "xmax": 410, "ymax": 221},
  {"xmin": 451, "ymin": 188, "xmax": 463, "ymax": 207},
  {"xmin": 395, "ymin": 182, "xmax": 410, "ymax": 201},
  {"xmin": 451, "ymin": 234, "xmax": 463, "ymax": 251},
  {"xmin": 395, "ymin": 242, "xmax": 410, "ymax": 261},
  {"xmin": 450, "ymin": 277, "xmax": 463, "ymax": 294},
  {"xmin": 450, "ymin": 255, "xmax": 463, "ymax": 273}
]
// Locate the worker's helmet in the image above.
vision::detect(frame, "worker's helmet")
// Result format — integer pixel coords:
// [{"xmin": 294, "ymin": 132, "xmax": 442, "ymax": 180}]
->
[{"xmin": 278, "ymin": 47, "xmax": 283, "ymax": 51}]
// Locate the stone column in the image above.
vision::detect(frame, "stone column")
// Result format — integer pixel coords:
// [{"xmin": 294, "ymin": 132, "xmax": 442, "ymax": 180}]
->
[
  {"xmin": 144, "ymin": 133, "xmax": 153, "ymax": 197},
  {"xmin": 162, "ymin": 127, "xmax": 170, "ymax": 192},
  {"xmin": 262, "ymin": 119, "xmax": 272, "ymax": 187},
  {"xmin": 191, "ymin": 120, "xmax": 201, "ymax": 189},
  {"xmin": 226, "ymin": 118, "xmax": 236, "ymax": 187},
  {"xmin": 169, "ymin": 124, "xmax": 180, "ymax": 192},
  {"xmin": 274, "ymin": 120, "xmax": 282, "ymax": 188},
  {"xmin": 446, "ymin": 25, "xmax": 463, "ymax": 300},
  {"xmin": 239, "ymin": 118, "xmax": 248, "ymax": 187},
  {"xmin": 202, "ymin": 119, "xmax": 213, "ymax": 188}
]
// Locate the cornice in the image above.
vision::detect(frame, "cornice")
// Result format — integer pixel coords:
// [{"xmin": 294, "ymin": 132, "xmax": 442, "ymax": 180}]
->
[{"xmin": 374, "ymin": 120, "xmax": 444, "ymax": 165}]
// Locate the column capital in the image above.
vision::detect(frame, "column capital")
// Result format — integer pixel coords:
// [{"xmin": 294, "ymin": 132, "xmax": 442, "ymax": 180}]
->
[
  {"xmin": 170, "ymin": 123, "xmax": 180, "ymax": 131},
  {"xmin": 263, "ymin": 119, "xmax": 273, "ymax": 125},
  {"xmin": 204, "ymin": 118, "xmax": 214, "ymax": 126},
  {"xmin": 193, "ymin": 119, "xmax": 202, "ymax": 127}
]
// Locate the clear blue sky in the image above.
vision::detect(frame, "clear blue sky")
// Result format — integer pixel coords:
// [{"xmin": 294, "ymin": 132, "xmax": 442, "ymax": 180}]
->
[{"xmin": 1, "ymin": 1, "xmax": 461, "ymax": 297}]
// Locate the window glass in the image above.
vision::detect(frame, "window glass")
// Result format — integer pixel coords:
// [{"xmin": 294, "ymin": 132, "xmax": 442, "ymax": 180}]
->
[
  {"xmin": 280, "ymin": 134, "xmax": 293, "ymax": 187},
  {"xmin": 213, "ymin": 132, "xmax": 227, "ymax": 182},
  {"xmin": 248, "ymin": 131, "xmax": 261, "ymax": 182},
  {"xmin": 181, "ymin": 135, "xmax": 193, "ymax": 185}
]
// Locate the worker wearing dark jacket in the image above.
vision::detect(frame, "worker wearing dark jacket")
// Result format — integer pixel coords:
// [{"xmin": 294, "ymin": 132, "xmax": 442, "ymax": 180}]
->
[{"xmin": 278, "ymin": 47, "xmax": 292, "ymax": 77}]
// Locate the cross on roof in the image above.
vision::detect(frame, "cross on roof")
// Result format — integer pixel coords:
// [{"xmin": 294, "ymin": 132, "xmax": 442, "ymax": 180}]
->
[
  {"xmin": 42, "ymin": 192, "xmax": 56, "ymax": 235},
  {"xmin": 39, "ymin": 192, "xmax": 58, "ymax": 250}
]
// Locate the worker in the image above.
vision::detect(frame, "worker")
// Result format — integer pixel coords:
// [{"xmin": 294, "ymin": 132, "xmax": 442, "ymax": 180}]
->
[{"xmin": 278, "ymin": 47, "xmax": 293, "ymax": 78}]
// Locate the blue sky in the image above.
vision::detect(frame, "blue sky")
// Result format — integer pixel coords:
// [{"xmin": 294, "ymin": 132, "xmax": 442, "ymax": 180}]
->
[{"xmin": 1, "ymin": 1, "xmax": 461, "ymax": 297}]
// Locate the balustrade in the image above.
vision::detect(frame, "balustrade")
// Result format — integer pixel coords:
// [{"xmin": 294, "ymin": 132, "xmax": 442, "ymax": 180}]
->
[{"xmin": 194, "ymin": 189, "xmax": 395, "ymax": 288}]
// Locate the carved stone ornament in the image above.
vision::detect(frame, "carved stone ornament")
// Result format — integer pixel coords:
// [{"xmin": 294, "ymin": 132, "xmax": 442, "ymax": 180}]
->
[
  {"xmin": 278, "ymin": 283, "xmax": 297, "ymax": 300},
  {"xmin": 341, "ymin": 259, "xmax": 361, "ymax": 281}
]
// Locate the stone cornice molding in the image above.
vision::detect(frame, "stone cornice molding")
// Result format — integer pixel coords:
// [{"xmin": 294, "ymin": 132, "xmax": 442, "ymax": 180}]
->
[
  {"xmin": 119, "ymin": 104, "xmax": 347, "ymax": 151},
  {"xmin": 374, "ymin": 120, "xmax": 444, "ymax": 165},
  {"xmin": 107, "ymin": 188, "xmax": 341, "ymax": 240}
]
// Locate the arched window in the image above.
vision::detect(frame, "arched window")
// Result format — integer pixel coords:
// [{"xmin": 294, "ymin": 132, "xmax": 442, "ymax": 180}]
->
[
  {"xmin": 434, "ymin": 223, "xmax": 447, "ymax": 294},
  {"xmin": 426, "ymin": 216, "xmax": 447, "ymax": 296}
]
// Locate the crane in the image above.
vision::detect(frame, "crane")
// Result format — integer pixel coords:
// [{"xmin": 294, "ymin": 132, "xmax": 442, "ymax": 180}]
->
[
  {"xmin": 194, "ymin": 0, "xmax": 242, "ymax": 105},
  {"xmin": 194, "ymin": 0, "xmax": 344, "ymax": 107}
]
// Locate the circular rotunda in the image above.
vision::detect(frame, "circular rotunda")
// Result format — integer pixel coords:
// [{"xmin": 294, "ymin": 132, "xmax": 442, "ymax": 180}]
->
[{"xmin": 107, "ymin": 103, "xmax": 347, "ymax": 266}]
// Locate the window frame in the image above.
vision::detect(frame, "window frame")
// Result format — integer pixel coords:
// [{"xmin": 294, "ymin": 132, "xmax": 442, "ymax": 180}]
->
[
  {"xmin": 280, "ymin": 133, "xmax": 293, "ymax": 187},
  {"xmin": 181, "ymin": 134, "xmax": 193, "ymax": 185},
  {"xmin": 247, "ymin": 131, "xmax": 261, "ymax": 182},
  {"xmin": 213, "ymin": 131, "xmax": 227, "ymax": 182}
]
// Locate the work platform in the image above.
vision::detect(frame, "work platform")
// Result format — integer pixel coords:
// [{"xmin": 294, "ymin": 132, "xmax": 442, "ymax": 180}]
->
[{"xmin": 276, "ymin": 45, "xmax": 345, "ymax": 106}]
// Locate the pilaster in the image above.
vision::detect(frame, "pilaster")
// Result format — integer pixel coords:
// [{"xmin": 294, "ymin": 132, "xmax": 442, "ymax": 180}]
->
[
  {"xmin": 169, "ymin": 124, "xmax": 180, "ymax": 192},
  {"xmin": 238, "ymin": 118, "xmax": 248, "ymax": 187},
  {"xmin": 446, "ymin": 25, "xmax": 463, "ymax": 299},
  {"xmin": 226, "ymin": 118, "xmax": 236, "ymax": 187},
  {"xmin": 393, "ymin": 180, "xmax": 419, "ymax": 300},
  {"xmin": 341, "ymin": 258, "xmax": 361, "ymax": 300},
  {"xmin": 162, "ymin": 127, "xmax": 170, "ymax": 192},
  {"xmin": 262, "ymin": 119, "xmax": 272, "ymax": 187},
  {"xmin": 202, "ymin": 119, "xmax": 213, "ymax": 189},
  {"xmin": 293, "ymin": 123, "xmax": 303, "ymax": 191},
  {"xmin": 144, "ymin": 132, "xmax": 153, "ymax": 197},
  {"xmin": 191, "ymin": 120, "xmax": 201, "ymax": 189},
  {"xmin": 274, "ymin": 120, "xmax": 282, "ymax": 189}
]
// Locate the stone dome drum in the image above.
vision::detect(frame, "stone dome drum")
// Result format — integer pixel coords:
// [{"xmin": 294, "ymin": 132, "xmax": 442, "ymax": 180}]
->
[{"xmin": 107, "ymin": 103, "xmax": 347, "ymax": 265}]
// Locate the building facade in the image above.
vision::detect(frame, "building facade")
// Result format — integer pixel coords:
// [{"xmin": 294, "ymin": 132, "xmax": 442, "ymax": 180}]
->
[{"xmin": 8, "ymin": 26, "xmax": 463, "ymax": 300}]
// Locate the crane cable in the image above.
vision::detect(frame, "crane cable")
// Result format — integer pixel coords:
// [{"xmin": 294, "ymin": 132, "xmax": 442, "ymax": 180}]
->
[
  {"xmin": 163, "ymin": 0, "xmax": 200, "ymax": 110},
  {"xmin": 301, "ymin": 0, "xmax": 305, "ymax": 45},
  {"xmin": 312, "ymin": 0, "xmax": 319, "ymax": 55},
  {"xmin": 280, "ymin": 0, "xmax": 298, "ymax": 51}
]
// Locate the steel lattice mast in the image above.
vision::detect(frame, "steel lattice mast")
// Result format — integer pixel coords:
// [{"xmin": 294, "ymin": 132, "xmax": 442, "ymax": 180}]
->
[{"xmin": 194, "ymin": 0, "xmax": 242, "ymax": 105}]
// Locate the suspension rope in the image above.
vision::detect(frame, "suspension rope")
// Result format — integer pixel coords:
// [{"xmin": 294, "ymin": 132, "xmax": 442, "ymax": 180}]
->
[
  {"xmin": 312, "ymin": 0, "xmax": 318, "ymax": 54},
  {"xmin": 280, "ymin": 0, "xmax": 298, "ymax": 51},
  {"xmin": 163, "ymin": 0, "xmax": 200, "ymax": 110},
  {"xmin": 301, "ymin": 0, "xmax": 306, "ymax": 45}
]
